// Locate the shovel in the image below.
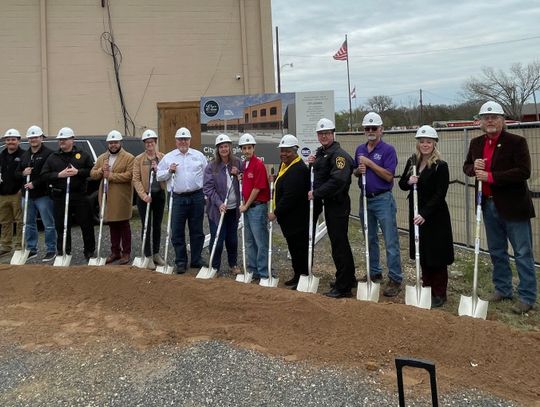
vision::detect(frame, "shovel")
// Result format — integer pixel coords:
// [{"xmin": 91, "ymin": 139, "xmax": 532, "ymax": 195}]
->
[
  {"xmin": 11, "ymin": 175, "xmax": 31, "ymax": 265},
  {"xmin": 197, "ymin": 176, "xmax": 235, "ymax": 279},
  {"xmin": 54, "ymin": 176, "xmax": 72, "ymax": 267},
  {"xmin": 236, "ymin": 178, "xmax": 253, "ymax": 283},
  {"xmin": 156, "ymin": 173, "xmax": 175, "ymax": 274},
  {"xmin": 459, "ymin": 180, "xmax": 489, "ymax": 319},
  {"xmin": 297, "ymin": 165, "xmax": 319, "ymax": 293},
  {"xmin": 357, "ymin": 173, "xmax": 380, "ymax": 302},
  {"xmin": 133, "ymin": 171, "xmax": 155, "ymax": 269},
  {"xmin": 260, "ymin": 168, "xmax": 279, "ymax": 288},
  {"xmin": 88, "ymin": 178, "xmax": 108, "ymax": 266},
  {"xmin": 405, "ymin": 165, "xmax": 431, "ymax": 309}
]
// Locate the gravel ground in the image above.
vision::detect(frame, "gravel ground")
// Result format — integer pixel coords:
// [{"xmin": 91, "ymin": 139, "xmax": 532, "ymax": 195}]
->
[{"xmin": 0, "ymin": 341, "xmax": 521, "ymax": 407}]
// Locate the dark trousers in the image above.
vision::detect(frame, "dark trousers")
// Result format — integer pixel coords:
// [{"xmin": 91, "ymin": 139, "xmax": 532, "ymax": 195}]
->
[
  {"xmin": 315, "ymin": 196, "xmax": 356, "ymax": 291},
  {"xmin": 208, "ymin": 209, "xmax": 238, "ymax": 271},
  {"xmin": 136, "ymin": 191, "xmax": 165, "ymax": 257},
  {"xmin": 53, "ymin": 193, "xmax": 95, "ymax": 255},
  {"xmin": 422, "ymin": 265, "xmax": 448, "ymax": 298},
  {"xmin": 283, "ymin": 227, "xmax": 309, "ymax": 281},
  {"xmin": 108, "ymin": 220, "xmax": 132, "ymax": 256}
]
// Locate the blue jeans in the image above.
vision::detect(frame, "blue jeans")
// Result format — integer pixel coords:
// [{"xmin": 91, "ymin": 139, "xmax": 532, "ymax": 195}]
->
[
  {"xmin": 170, "ymin": 190, "xmax": 205, "ymax": 268},
  {"xmin": 361, "ymin": 191, "xmax": 402, "ymax": 283},
  {"xmin": 243, "ymin": 203, "xmax": 269, "ymax": 278},
  {"xmin": 208, "ymin": 209, "xmax": 238, "ymax": 271},
  {"xmin": 482, "ymin": 199, "xmax": 537, "ymax": 305},
  {"xmin": 25, "ymin": 196, "xmax": 57, "ymax": 253}
]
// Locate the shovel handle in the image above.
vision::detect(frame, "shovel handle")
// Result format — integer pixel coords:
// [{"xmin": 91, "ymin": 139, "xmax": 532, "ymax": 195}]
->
[{"xmin": 395, "ymin": 357, "xmax": 438, "ymax": 407}]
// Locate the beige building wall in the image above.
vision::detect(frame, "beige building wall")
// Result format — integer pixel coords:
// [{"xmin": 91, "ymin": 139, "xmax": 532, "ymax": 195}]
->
[{"xmin": 0, "ymin": 0, "xmax": 275, "ymax": 137}]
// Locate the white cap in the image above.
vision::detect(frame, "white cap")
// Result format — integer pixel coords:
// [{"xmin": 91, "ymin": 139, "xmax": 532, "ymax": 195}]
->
[
  {"xmin": 238, "ymin": 133, "xmax": 256, "ymax": 146},
  {"xmin": 215, "ymin": 134, "xmax": 232, "ymax": 146},
  {"xmin": 362, "ymin": 112, "xmax": 383, "ymax": 127},
  {"xmin": 415, "ymin": 125, "xmax": 438, "ymax": 140},
  {"xmin": 479, "ymin": 101, "xmax": 504, "ymax": 116},
  {"xmin": 316, "ymin": 118, "xmax": 335, "ymax": 133},
  {"xmin": 141, "ymin": 129, "xmax": 158, "ymax": 141},
  {"xmin": 277, "ymin": 134, "xmax": 299, "ymax": 148},
  {"xmin": 3, "ymin": 128, "xmax": 22, "ymax": 139},
  {"xmin": 56, "ymin": 127, "xmax": 75, "ymax": 139},
  {"xmin": 26, "ymin": 125, "xmax": 44, "ymax": 138},
  {"xmin": 175, "ymin": 127, "xmax": 191, "ymax": 139}
]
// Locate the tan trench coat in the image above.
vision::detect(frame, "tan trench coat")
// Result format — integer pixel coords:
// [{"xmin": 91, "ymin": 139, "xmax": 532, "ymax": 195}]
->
[
  {"xmin": 132, "ymin": 151, "xmax": 166, "ymax": 200},
  {"xmin": 90, "ymin": 149, "xmax": 135, "ymax": 222}
]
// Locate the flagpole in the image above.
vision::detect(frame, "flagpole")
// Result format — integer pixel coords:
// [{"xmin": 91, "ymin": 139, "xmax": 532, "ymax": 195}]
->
[{"xmin": 345, "ymin": 35, "xmax": 353, "ymax": 131}]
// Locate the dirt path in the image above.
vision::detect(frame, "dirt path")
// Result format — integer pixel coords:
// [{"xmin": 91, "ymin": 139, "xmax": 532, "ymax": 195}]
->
[{"xmin": 0, "ymin": 264, "xmax": 539, "ymax": 405}]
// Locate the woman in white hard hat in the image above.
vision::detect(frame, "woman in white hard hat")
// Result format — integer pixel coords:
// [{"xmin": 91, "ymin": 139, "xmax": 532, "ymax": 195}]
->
[
  {"xmin": 203, "ymin": 134, "xmax": 241, "ymax": 275},
  {"xmin": 398, "ymin": 125, "xmax": 454, "ymax": 308}
]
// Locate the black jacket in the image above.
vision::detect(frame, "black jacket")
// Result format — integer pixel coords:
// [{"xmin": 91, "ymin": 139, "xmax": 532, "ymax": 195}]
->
[
  {"xmin": 0, "ymin": 147, "xmax": 24, "ymax": 195},
  {"xmin": 41, "ymin": 146, "xmax": 94, "ymax": 195},
  {"xmin": 312, "ymin": 141, "xmax": 353, "ymax": 202},
  {"xmin": 16, "ymin": 144, "xmax": 54, "ymax": 199}
]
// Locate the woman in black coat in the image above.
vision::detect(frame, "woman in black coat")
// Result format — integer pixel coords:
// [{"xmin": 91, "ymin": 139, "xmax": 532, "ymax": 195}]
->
[{"xmin": 398, "ymin": 125, "xmax": 454, "ymax": 307}]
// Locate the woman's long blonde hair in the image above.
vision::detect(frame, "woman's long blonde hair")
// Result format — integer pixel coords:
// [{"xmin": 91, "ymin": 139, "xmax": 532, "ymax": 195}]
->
[{"xmin": 414, "ymin": 139, "xmax": 441, "ymax": 169}]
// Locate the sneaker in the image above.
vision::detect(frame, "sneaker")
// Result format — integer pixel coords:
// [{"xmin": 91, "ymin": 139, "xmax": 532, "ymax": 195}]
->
[
  {"xmin": 488, "ymin": 291, "xmax": 513, "ymax": 302},
  {"xmin": 27, "ymin": 250, "xmax": 38, "ymax": 260},
  {"xmin": 383, "ymin": 279, "xmax": 402, "ymax": 297},
  {"xmin": 358, "ymin": 274, "xmax": 383, "ymax": 283},
  {"xmin": 511, "ymin": 302, "xmax": 534, "ymax": 314},
  {"xmin": 42, "ymin": 252, "xmax": 57, "ymax": 262},
  {"xmin": 153, "ymin": 253, "xmax": 165, "ymax": 266}
]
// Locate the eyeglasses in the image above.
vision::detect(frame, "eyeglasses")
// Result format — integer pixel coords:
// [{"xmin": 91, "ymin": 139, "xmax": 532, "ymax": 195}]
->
[{"xmin": 364, "ymin": 126, "xmax": 379, "ymax": 132}]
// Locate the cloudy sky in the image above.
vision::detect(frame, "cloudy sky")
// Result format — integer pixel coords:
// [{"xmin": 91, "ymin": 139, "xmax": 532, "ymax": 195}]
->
[{"xmin": 271, "ymin": 0, "xmax": 540, "ymax": 111}]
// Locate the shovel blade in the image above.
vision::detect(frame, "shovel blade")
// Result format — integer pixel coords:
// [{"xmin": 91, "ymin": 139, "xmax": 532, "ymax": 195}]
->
[
  {"xmin": 155, "ymin": 264, "xmax": 174, "ymax": 274},
  {"xmin": 259, "ymin": 276, "xmax": 279, "ymax": 287},
  {"xmin": 53, "ymin": 254, "xmax": 72, "ymax": 267},
  {"xmin": 10, "ymin": 249, "xmax": 30, "ymax": 265},
  {"xmin": 297, "ymin": 275, "xmax": 319, "ymax": 294},
  {"xmin": 235, "ymin": 272, "xmax": 253, "ymax": 284},
  {"xmin": 196, "ymin": 266, "xmax": 217, "ymax": 279},
  {"xmin": 356, "ymin": 281, "xmax": 380, "ymax": 302},
  {"xmin": 88, "ymin": 257, "xmax": 106, "ymax": 266},
  {"xmin": 405, "ymin": 285, "xmax": 432, "ymax": 309},
  {"xmin": 132, "ymin": 256, "xmax": 153, "ymax": 269},
  {"xmin": 458, "ymin": 295, "xmax": 489, "ymax": 319}
]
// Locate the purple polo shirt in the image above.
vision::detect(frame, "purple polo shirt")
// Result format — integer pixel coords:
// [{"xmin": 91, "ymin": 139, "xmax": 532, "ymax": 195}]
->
[{"xmin": 354, "ymin": 140, "xmax": 398, "ymax": 194}]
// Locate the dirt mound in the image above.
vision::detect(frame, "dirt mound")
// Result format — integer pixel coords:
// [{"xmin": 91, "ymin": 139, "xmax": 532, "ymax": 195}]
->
[{"xmin": 0, "ymin": 264, "xmax": 538, "ymax": 405}]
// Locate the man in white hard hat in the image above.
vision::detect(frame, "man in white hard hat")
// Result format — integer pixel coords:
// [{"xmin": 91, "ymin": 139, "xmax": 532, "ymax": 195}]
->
[
  {"xmin": 464, "ymin": 101, "xmax": 536, "ymax": 314},
  {"xmin": 15, "ymin": 126, "xmax": 57, "ymax": 261},
  {"xmin": 308, "ymin": 118, "xmax": 356, "ymax": 298},
  {"xmin": 157, "ymin": 127, "xmax": 207, "ymax": 274},
  {"xmin": 132, "ymin": 129, "xmax": 167, "ymax": 267},
  {"xmin": 238, "ymin": 133, "xmax": 270, "ymax": 281},
  {"xmin": 90, "ymin": 130, "xmax": 135, "ymax": 264},
  {"xmin": 0, "ymin": 129, "xmax": 25, "ymax": 257},
  {"xmin": 354, "ymin": 112, "xmax": 403, "ymax": 297},
  {"xmin": 41, "ymin": 127, "xmax": 96, "ymax": 261}
]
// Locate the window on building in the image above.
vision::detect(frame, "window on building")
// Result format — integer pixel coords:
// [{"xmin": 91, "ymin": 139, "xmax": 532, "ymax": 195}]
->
[
  {"xmin": 270, "ymin": 107, "xmax": 277, "ymax": 115},
  {"xmin": 252, "ymin": 110, "xmax": 257, "ymax": 118},
  {"xmin": 260, "ymin": 108, "xmax": 267, "ymax": 117},
  {"xmin": 245, "ymin": 113, "xmax": 249, "ymax": 122}
]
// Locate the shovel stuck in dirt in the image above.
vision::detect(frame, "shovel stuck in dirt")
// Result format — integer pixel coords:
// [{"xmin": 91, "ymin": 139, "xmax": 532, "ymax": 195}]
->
[
  {"xmin": 459, "ymin": 181, "xmax": 488, "ymax": 319},
  {"xmin": 405, "ymin": 165, "xmax": 431, "ymax": 309},
  {"xmin": 54, "ymin": 176, "xmax": 72, "ymax": 267},
  {"xmin": 133, "ymin": 171, "xmax": 155, "ymax": 269},
  {"xmin": 156, "ymin": 173, "xmax": 175, "ymax": 275},
  {"xmin": 89, "ymin": 178, "xmax": 109, "ymax": 266},
  {"xmin": 235, "ymin": 178, "xmax": 253, "ymax": 284},
  {"xmin": 11, "ymin": 175, "xmax": 31, "ymax": 265},
  {"xmin": 260, "ymin": 168, "xmax": 278, "ymax": 288},
  {"xmin": 197, "ymin": 176, "xmax": 235, "ymax": 279},
  {"xmin": 357, "ymin": 174, "xmax": 380, "ymax": 302},
  {"xmin": 297, "ymin": 166, "xmax": 319, "ymax": 293}
]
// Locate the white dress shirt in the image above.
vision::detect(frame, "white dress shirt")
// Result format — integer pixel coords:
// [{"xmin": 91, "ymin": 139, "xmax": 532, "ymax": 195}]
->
[{"xmin": 156, "ymin": 148, "xmax": 207, "ymax": 193}]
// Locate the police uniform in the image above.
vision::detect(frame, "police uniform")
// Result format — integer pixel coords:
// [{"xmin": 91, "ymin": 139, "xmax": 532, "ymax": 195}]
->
[{"xmin": 313, "ymin": 141, "xmax": 356, "ymax": 293}]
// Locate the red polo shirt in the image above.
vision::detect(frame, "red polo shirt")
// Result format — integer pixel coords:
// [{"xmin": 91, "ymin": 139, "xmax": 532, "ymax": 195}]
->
[
  {"xmin": 242, "ymin": 154, "xmax": 270, "ymax": 202},
  {"xmin": 482, "ymin": 133, "xmax": 500, "ymax": 197}
]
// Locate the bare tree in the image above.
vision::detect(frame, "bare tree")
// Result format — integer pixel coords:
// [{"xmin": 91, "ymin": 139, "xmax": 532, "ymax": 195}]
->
[
  {"xmin": 367, "ymin": 95, "xmax": 395, "ymax": 113},
  {"xmin": 463, "ymin": 61, "xmax": 540, "ymax": 120}
]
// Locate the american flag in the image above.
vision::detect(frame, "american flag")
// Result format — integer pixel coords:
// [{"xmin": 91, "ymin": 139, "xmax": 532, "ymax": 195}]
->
[{"xmin": 333, "ymin": 40, "xmax": 348, "ymax": 61}]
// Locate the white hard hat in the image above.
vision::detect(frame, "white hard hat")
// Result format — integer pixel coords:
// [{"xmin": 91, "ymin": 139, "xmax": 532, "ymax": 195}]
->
[
  {"xmin": 106, "ymin": 130, "xmax": 123, "ymax": 142},
  {"xmin": 238, "ymin": 133, "xmax": 256, "ymax": 146},
  {"xmin": 26, "ymin": 125, "xmax": 44, "ymax": 138},
  {"xmin": 56, "ymin": 127, "xmax": 75, "ymax": 139},
  {"xmin": 215, "ymin": 133, "xmax": 232, "ymax": 146},
  {"xmin": 3, "ymin": 128, "xmax": 22, "ymax": 139},
  {"xmin": 277, "ymin": 134, "xmax": 299, "ymax": 148},
  {"xmin": 175, "ymin": 127, "xmax": 191, "ymax": 139},
  {"xmin": 415, "ymin": 125, "xmax": 438, "ymax": 140},
  {"xmin": 141, "ymin": 129, "xmax": 158, "ymax": 141},
  {"xmin": 479, "ymin": 101, "xmax": 504, "ymax": 116},
  {"xmin": 316, "ymin": 118, "xmax": 335, "ymax": 133},
  {"xmin": 362, "ymin": 112, "xmax": 383, "ymax": 127}
]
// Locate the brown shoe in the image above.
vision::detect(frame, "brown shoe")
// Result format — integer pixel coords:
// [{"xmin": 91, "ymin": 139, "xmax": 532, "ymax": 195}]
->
[
  {"xmin": 383, "ymin": 278, "xmax": 402, "ymax": 297},
  {"xmin": 117, "ymin": 254, "xmax": 130, "ymax": 265},
  {"xmin": 230, "ymin": 266, "xmax": 241, "ymax": 275},
  {"xmin": 488, "ymin": 291, "xmax": 513, "ymax": 302},
  {"xmin": 511, "ymin": 302, "xmax": 534, "ymax": 314},
  {"xmin": 106, "ymin": 253, "xmax": 121, "ymax": 264}
]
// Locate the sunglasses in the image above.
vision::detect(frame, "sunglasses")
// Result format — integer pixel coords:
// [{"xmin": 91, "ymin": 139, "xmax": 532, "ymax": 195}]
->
[{"xmin": 364, "ymin": 126, "xmax": 379, "ymax": 132}]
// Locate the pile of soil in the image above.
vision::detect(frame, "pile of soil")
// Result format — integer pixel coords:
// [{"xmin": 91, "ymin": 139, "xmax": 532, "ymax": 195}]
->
[{"xmin": 0, "ymin": 264, "xmax": 538, "ymax": 405}]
